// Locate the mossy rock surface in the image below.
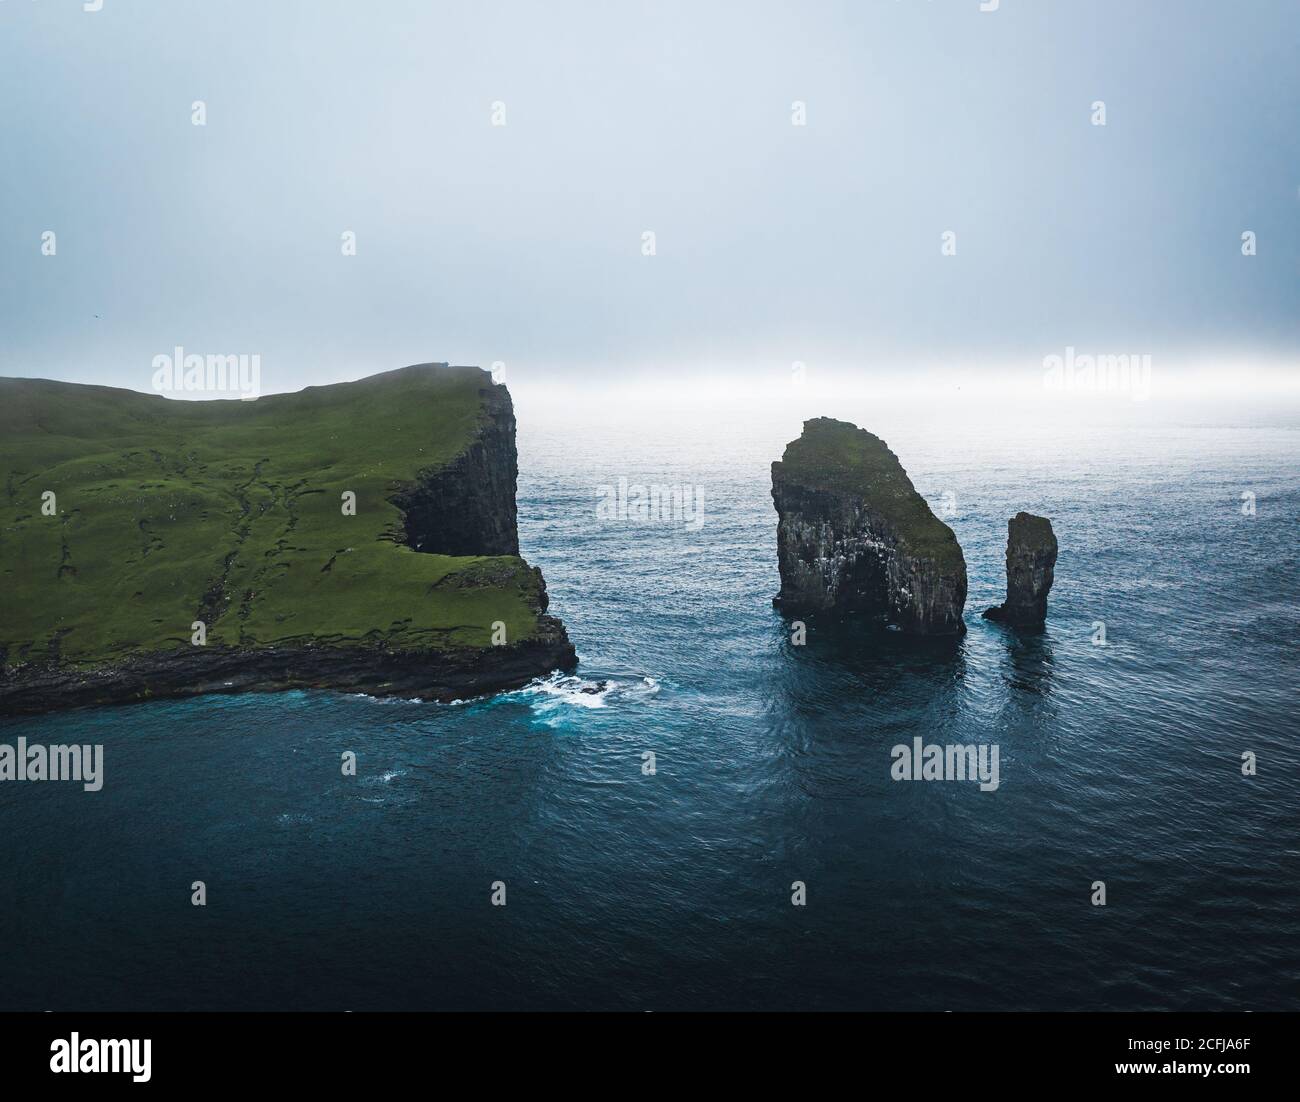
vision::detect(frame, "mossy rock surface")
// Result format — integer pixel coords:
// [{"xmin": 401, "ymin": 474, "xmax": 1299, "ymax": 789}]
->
[{"xmin": 775, "ymin": 417, "xmax": 963, "ymax": 571}]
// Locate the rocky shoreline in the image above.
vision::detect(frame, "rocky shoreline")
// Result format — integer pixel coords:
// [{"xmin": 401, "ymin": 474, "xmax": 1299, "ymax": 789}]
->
[{"xmin": 0, "ymin": 617, "xmax": 576, "ymax": 715}]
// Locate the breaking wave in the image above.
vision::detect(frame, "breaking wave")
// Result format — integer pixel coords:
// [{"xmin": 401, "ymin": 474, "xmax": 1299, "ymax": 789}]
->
[{"xmin": 506, "ymin": 672, "xmax": 661, "ymax": 723}]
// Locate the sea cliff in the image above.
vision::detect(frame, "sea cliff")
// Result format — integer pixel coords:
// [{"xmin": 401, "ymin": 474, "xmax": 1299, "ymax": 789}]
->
[{"xmin": 0, "ymin": 364, "xmax": 575, "ymax": 714}]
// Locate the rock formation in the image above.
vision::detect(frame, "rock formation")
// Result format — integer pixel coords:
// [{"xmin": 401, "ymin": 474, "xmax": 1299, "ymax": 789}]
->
[
  {"xmin": 392, "ymin": 380, "xmax": 520, "ymax": 556},
  {"xmin": 982, "ymin": 512, "xmax": 1057, "ymax": 628},
  {"xmin": 771, "ymin": 418, "xmax": 967, "ymax": 634},
  {"xmin": 0, "ymin": 364, "xmax": 575, "ymax": 714}
]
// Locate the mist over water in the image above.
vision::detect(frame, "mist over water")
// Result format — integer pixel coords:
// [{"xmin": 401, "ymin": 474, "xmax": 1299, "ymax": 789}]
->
[{"xmin": 1, "ymin": 399, "xmax": 1297, "ymax": 1010}]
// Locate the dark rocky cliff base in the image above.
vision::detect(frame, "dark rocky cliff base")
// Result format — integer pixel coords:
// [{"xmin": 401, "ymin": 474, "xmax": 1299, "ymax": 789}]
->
[
  {"xmin": 983, "ymin": 512, "xmax": 1057, "ymax": 628},
  {"xmin": 771, "ymin": 418, "xmax": 967, "ymax": 635},
  {"xmin": 0, "ymin": 618, "xmax": 574, "ymax": 715}
]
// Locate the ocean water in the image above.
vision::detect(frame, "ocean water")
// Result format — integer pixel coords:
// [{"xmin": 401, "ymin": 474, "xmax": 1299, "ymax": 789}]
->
[{"xmin": 2, "ymin": 401, "xmax": 1298, "ymax": 1011}]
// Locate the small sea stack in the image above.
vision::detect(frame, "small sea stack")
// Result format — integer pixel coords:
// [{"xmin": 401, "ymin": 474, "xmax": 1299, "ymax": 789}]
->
[
  {"xmin": 983, "ymin": 512, "xmax": 1058, "ymax": 628},
  {"xmin": 770, "ymin": 418, "xmax": 967, "ymax": 635}
]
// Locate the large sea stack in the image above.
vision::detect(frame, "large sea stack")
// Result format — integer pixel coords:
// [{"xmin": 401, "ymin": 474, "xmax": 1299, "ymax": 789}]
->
[
  {"xmin": 771, "ymin": 418, "xmax": 967, "ymax": 635},
  {"xmin": 982, "ymin": 512, "xmax": 1058, "ymax": 628}
]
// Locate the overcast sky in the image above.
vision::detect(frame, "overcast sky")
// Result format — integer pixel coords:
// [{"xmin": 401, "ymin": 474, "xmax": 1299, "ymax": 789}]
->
[{"xmin": 1, "ymin": 0, "xmax": 1296, "ymax": 398}]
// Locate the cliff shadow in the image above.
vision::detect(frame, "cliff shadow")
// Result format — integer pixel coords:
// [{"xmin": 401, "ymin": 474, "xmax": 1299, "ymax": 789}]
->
[
  {"xmin": 767, "ymin": 610, "xmax": 968, "ymax": 723},
  {"xmin": 983, "ymin": 620, "xmax": 1057, "ymax": 698}
]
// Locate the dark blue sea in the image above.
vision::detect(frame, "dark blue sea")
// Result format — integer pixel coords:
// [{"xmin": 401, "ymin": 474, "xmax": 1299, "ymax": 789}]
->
[{"xmin": 3, "ymin": 401, "xmax": 1298, "ymax": 1010}]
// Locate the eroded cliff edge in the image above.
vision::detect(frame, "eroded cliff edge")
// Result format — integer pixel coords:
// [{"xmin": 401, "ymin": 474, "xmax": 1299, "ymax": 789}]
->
[
  {"xmin": 392, "ymin": 380, "xmax": 520, "ymax": 556},
  {"xmin": 771, "ymin": 418, "xmax": 967, "ymax": 635},
  {"xmin": 0, "ymin": 364, "xmax": 575, "ymax": 714}
]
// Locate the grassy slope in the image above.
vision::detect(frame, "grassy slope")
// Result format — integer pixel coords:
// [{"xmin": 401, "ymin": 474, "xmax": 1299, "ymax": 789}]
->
[
  {"xmin": 777, "ymin": 417, "xmax": 964, "ymax": 570},
  {"xmin": 0, "ymin": 365, "xmax": 546, "ymax": 666}
]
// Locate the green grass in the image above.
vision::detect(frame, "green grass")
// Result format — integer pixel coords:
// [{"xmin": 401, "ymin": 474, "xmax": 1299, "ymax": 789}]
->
[
  {"xmin": 0, "ymin": 364, "xmax": 547, "ymax": 666},
  {"xmin": 777, "ymin": 417, "xmax": 964, "ymax": 570}
]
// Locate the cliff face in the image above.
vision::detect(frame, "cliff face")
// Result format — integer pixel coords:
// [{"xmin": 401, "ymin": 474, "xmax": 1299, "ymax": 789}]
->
[
  {"xmin": 392, "ymin": 381, "xmax": 519, "ymax": 556},
  {"xmin": 771, "ymin": 418, "xmax": 967, "ymax": 635},
  {"xmin": 0, "ymin": 364, "xmax": 575, "ymax": 714},
  {"xmin": 983, "ymin": 512, "xmax": 1057, "ymax": 628}
]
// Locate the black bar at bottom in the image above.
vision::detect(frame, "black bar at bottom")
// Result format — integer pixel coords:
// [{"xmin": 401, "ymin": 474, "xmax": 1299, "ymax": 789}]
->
[{"xmin": 0, "ymin": 1011, "xmax": 1287, "ymax": 1089}]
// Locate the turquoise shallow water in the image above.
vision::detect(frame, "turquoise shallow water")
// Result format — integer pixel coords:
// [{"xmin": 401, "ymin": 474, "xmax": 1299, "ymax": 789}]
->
[{"xmin": 2, "ymin": 405, "xmax": 1297, "ymax": 1010}]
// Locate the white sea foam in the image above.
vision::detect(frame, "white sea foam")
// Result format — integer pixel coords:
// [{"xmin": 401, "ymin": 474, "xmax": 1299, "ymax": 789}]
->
[
  {"xmin": 346, "ymin": 692, "xmax": 427, "ymax": 705},
  {"xmin": 344, "ymin": 674, "xmax": 663, "ymax": 716},
  {"xmin": 507, "ymin": 672, "xmax": 661, "ymax": 724}
]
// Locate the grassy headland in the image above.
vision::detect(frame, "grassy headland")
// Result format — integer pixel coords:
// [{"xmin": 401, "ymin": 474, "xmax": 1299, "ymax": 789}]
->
[{"xmin": 0, "ymin": 365, "xmax": 557, "ymax": 677}]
